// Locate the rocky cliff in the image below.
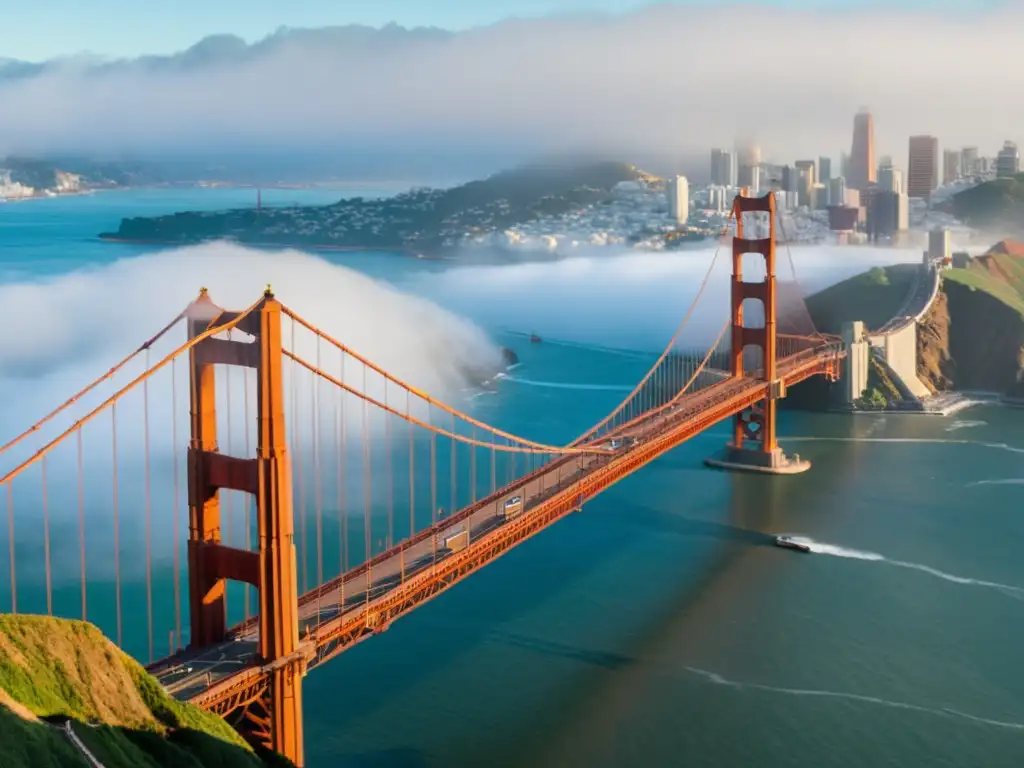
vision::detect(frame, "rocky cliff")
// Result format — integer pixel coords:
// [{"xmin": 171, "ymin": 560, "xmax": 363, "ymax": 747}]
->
[{"xmin": 918, "ymin": 278, "xmax": 1024, "ymax": 396}]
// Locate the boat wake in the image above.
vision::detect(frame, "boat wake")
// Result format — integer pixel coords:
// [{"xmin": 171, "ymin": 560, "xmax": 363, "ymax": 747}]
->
[
  {"xmin": 966, "ymin": 478, "xmax": 1024, "ymax": 488},
  {"xmin": 945, "ymin": 420, "xmax": 986, "ymax": 432},
  {"xmin": 502, "ymin": 376, "xmax": 634, "ymax": 392},
  {"xmin": 683, "ymin": 667, "xmax": 1024, "ymax": 731},
  {"xmin": 783, "ymin": 436, "xmax": 1024, "ymax": 455},
  {"xmin": 792, "ymin": 538, "xmax": 1024, "ymax": 599}
]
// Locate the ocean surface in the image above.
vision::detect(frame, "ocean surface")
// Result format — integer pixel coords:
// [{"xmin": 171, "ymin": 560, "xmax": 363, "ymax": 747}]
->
[{"xmin": 2, "ymin": 188, "xmax": 1024, "ymax": 768}]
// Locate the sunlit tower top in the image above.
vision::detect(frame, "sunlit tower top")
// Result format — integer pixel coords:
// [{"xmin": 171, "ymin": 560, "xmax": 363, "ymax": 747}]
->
[{"xmin": 849, "ymin": 107, "xmax": 876, "ymax": 191}]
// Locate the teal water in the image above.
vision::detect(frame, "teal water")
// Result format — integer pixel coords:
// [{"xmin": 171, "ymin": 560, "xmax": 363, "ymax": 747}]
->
[{"xmin": 1, "ymin": 190, "xmax": 1024, "ymax": 767}]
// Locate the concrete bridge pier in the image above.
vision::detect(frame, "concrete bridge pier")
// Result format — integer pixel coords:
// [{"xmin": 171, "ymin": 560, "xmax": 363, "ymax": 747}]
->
[{"xmin": 840, "ymin": 321, "xmax": 871, "ymax": 405}]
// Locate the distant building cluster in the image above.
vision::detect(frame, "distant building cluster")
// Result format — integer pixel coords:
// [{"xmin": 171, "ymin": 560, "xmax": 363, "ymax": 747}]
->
[{"xmin": 696, "ymin": 108, "xmax": 1015, "ymax": 248}]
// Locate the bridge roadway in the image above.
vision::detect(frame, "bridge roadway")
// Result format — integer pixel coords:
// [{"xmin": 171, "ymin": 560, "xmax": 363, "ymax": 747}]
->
[{"xmin": 151, "ymin": 342, "xmax": 843, "ymax": 709}]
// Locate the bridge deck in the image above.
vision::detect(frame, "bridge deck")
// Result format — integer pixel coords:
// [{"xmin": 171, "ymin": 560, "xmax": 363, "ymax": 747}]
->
[{"xmin": 152, "ymin": 345, "xmax": 842, "ymax": 709}]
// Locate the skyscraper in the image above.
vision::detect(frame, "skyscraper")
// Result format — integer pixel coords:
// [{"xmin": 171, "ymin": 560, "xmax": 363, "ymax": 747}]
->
[
  {"xmin": 943, "ymin": 149, "xmax": 961, "ymax": 185},
  {"xmin": 666, "ymin": 175, "xmax": 689, "ymax": 224},
  {"xmin": 795, "ymin": 159, "xmax": 816, "ymax": 188},
  {"xmin": 849, "ymin": 108, "xmax": 876, "ymax": 190},
  {"xmin": 710, "ymin": 149, "xmax": 734, "ymax": 186},
  {"xmin": 907, "ymin": 135, "xmax": 939, "ymax": 198},
  {"xmin": 818, "ymin": 156, "xmax": 832, "ymax": 184}
]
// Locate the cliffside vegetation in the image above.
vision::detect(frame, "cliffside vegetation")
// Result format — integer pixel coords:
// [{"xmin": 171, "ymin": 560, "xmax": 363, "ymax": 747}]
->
[
  {"xmin": 855, "ymin": 357, "xmax": 903, "ymax": 409},
  {"xmin": 0, "ymin": 615, "xmax": 292, "ymax": 768}
]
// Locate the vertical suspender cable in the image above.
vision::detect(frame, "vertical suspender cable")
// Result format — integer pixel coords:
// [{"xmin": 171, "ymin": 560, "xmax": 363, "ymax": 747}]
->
[
  {"xmin": 171, "ymin": 357, "xmax": 182, "ymax": 651},
  {"xmin": 339, "ymin": 348, "xmax": 348, "ymax": 613},
  {"xmin": 450, "ymin": 412, "xmax": 456, "ymax": 515},
  {"xmin": 313, "ymin": 335, "xmax": 323, "ymax": 626},
  {"xmin": 405, "ymin": 388, "xmax": 413, "ymax": 584},
  {"xmin": 470, "ymin": 426, "xmax": 477, "ymax": 504},
  {"xmin": 143, "ymin": 349, "xmax": 154, "ymax": 662},
  {"xmin": 362, "ymin": 364, "xmax": 371, "ymax": 605},
  {"xmin": 77, "ymin": 428, "xmax": 86, "ymax": 619},
  {"xmin": 385, "ymin": 381, "xmax": 393, "ymax": 549},
  {"xmin": 41, "ymin": 456, "xmax": 51, "ymax": 615},
  {"xmin": 6, "ymin": 484, "xmax": 13, "ymax": 613},
  {"xmin": 430, "ymin": 406, "xmax": 437, "ymax": 569},
  {"xmin": 112, "ymin": 403, "xmax": 122, "ymax": 648},
  {"xmin": 224, "ymin": 333, "xmax": 233, "ymax": 622},
  {"xmin": 291, "ymin": 319, "xmax": 307, "ymax": 594},
  {"xmin": 342, "ymin": 348, "xmax": 350, "ymax": 614},
  {"xmin": 243, "ymin": 366, "xmax": 252, "ymax": 622}
]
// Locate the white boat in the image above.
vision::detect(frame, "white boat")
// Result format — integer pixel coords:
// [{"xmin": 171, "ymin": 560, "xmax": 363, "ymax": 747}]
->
[{"xmin": 774, "ymin": 535, "xmax": 811, "ymax": 553}]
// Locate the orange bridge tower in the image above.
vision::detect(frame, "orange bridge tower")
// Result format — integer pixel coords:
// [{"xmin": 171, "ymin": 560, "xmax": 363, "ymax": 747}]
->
[
  {"xmin": 186, "ymin": 287, "xmax": 305, "ymax": 765},
  {"xmin": 705, "ymin": 190, "xmax": 811, "ymax": 475}
]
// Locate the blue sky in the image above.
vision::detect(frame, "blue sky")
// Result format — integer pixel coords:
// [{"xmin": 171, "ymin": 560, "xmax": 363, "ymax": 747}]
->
[{"xmin": 0, "ymin": 0, "xmax": 997, "ymax": 61}]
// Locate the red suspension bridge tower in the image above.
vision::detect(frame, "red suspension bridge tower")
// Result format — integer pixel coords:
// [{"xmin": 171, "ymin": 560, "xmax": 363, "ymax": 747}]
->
[
  {"xmin": 706, "ymin": 189, "xmax": 810, "ymax": 474},
  {"xmin": 187, "ymin": 287, "xmax": 304, "ymax": 765}
]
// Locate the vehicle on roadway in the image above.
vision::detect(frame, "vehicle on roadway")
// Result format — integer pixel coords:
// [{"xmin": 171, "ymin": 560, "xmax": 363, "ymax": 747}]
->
[{"xmin": 774, "ymin": 535, "xmax": 812, "ymax": 553}]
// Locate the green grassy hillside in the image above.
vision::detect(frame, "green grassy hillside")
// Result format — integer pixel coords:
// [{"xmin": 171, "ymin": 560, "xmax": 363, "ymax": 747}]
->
[
  {"xmin": 0, "ymin": 615, "xmax": 292, "ymax": 768},
  {"xmin": 804, "ymin": 263, "xmax": 919, "ymax": 333},
  {"xmin": 943, "ymin": 252, "xmax": 1024, "ymax": 316}
]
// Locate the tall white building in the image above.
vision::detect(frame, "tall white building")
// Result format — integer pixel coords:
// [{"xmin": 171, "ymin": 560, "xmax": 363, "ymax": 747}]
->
[{"xmin": 666, "ymin": 175, "xmax": 689, "ymax": 225}]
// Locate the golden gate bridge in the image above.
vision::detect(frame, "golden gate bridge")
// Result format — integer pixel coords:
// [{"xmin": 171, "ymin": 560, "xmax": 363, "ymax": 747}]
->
[{"xmin": 0, "ymin": 191, "xmax": 845, "ymax": 766}]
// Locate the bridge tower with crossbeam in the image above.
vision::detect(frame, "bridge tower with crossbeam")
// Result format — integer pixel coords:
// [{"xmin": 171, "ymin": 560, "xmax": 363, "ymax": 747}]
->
[
  {"xmin": 187, "ymin": 287, "xmax": 305, "ymax": 766},
  {"xmin": 705, "ymin": 189, "xmax": 811, "ymax": 474}
]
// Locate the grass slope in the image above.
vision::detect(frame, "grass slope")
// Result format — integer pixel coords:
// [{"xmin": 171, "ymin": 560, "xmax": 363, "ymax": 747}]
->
[
  {"xmin": 804, "ymin": 264, "xmax": 919, "ymax": 333},
  {"xmin": 943, "ymin": 251, "xmax": 1024, "ymax": 317},
  {"xmin": 0, "ymin": 615, "xmax": 292, "ymax": 768}
]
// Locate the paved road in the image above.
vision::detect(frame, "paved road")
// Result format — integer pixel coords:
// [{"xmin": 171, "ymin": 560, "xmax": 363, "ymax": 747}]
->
[
  {"xmin": 875, "ymin": 262, "xmax": 940, "ymax": 335},
  {"xmin": 154, "ymin": 347, "xmax": 839, "ymax": 702}
]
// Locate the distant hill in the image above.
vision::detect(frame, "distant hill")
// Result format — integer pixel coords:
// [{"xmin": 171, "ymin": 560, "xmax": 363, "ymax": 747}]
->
[
  {"xmin": 101, "ymin": 160, "xmax": 651, "ymax": 253},
  {"xmin": 950, "ymin": 174, "xmax": 1024, "ymax": 231},
  {"xmin": 0, "ymin": 614, "xmax": 292, "ymax": 768}
]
